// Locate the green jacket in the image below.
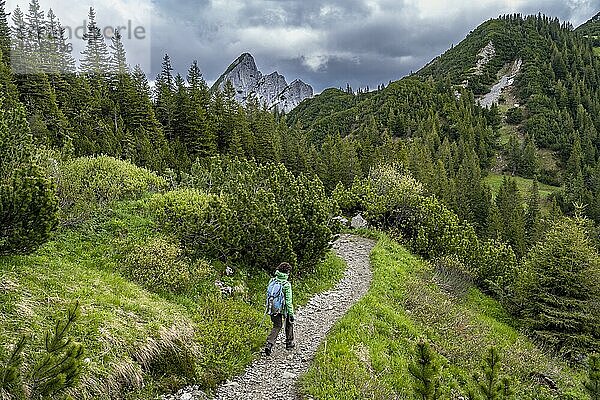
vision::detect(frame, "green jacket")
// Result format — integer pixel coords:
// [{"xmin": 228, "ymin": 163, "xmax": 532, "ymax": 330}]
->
[{"xmin": 275, "ymin": 270, "xmax": 294, "ymax": 316}]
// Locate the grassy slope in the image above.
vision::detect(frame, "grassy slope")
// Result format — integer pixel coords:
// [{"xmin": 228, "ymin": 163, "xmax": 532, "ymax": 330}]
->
[
  {"xmin": 485, "ymin": 172, "xmax": 559, "ymax": 199},
  {"xmin": 0, "ymin": 199, "xmax": 346, "ymax": 399},
  {"xmin": 301, "ymin": 235, "xmax": 586, "ymax": 399}
]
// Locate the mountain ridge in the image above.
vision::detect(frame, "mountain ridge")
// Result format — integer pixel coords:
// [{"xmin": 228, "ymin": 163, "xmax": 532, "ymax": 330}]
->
[{"xmin": 211, "ymin": 53, "xmax": 314, "ymax": 113}]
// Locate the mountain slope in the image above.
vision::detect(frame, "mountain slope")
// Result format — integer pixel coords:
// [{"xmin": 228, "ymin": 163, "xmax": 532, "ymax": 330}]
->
[{"xmin": 576, "ymin": 12, "xmax": 600, "ymax": 44}]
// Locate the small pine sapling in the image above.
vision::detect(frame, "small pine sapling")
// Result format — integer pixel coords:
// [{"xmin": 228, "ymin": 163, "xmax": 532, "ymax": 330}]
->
[
  {"xmin": 27, "ymin": 302, "xmax": 85, "ymax": 399},
  {"xmin": 469, "ymin": 347, "xmax": 512, "ymax": 400},
  {"xmin": 408, "ymin": 339, "xmax": 442, "ymax": 400},
  {"xmin": 585, "ymin": 354, "xmax": 600, "ymax": 400},
  {"xmin": 0, "ymin": 336, "xmax": 27, "ymax": 398}
]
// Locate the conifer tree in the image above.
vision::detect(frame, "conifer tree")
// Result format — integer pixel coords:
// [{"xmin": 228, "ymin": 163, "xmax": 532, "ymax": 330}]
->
[
  {"xmin": 186, "ymin": 60, "xmax": 216, "ymax": 157},
  {"xmin": 469, "ymin": 347, "xmax": 512, "ymax": 400},
  {"xmin": 0, "ymin": 0, "xmax": 10, "ymax": 64},
  {"xmin": 0, "ymin": 303, "xmax": 84, "ymax": 399},
  {"xmin": 45, "ymin": 9, "xmax": 76, "ymax": 75},
  {"xmin": 525, "ymin": 178, "xmax": 543, "ymax": 247},
  {"xmin": 586, "ymin": 354, "xmax": 600, "ymax": 400},
  {"xmin": 109, "ymin": 29, "xmax": 128, "ymax": 75},
  {"xmin": 80, "ymin": 7, "xmax": 110, "ymax": 76},
  {"xmin": 0, "ymin": 94, "xmax": 58, "ymax": 255},
  {"xmin": 496, "ymin": 177, "xmax": 526, "ymax": 258},
  {"xmin": 155, "ymin": 54, "xmax": 175, "ymax": 140},
  {"xmin": 409, "ymin": 340, "xmax": 442, "ymax": 400},
  {"xmin": 518, "ymin": 216, "xmax": 600, "ymax": 358}
]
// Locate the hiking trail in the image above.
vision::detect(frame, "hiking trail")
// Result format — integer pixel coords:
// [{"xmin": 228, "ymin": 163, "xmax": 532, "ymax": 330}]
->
[{"xmin": 163, "ymin": 234, "xmax": 375, "ymax": 400}]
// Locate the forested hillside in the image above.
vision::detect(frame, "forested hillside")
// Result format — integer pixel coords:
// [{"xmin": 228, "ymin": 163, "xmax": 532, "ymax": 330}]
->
[{"xmin": 1, "ymin": 1, "xmax": 600, "ymax": 399}]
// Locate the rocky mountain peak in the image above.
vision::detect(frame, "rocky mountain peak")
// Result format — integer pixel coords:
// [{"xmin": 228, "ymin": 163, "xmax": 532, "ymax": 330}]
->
[{"xmin": 212, "ymin": 53, "xmax": 313, "ymax": 113}]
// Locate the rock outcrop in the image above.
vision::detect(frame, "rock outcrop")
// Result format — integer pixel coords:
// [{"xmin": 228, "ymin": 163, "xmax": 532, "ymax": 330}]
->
[{"xmin": 212, "ymin": 53, "xmax": 313, "ymax": 113}]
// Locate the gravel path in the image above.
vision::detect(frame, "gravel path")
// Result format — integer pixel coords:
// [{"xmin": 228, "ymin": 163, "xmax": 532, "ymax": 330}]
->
[{"xmin": 204, "ymin": 234, "xmax": 375, "ymax": 400}]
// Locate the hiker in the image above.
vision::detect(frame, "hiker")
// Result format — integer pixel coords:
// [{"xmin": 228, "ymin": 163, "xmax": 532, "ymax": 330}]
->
[{"xmin": 264, "ymin": 262, "xmax": 295, "ymax": 355}]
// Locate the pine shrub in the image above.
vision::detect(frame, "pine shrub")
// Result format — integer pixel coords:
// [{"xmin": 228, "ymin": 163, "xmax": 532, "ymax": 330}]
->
[
  {"xmin": 0, "ymin": 99, "xmax": 58, "ymax": 255},
  {"xmin": 586, "ymin": 354, "xmax": 600, "ymax": 400},
  {"xmin": 408, "ymin": 339, "xmax": 442, "ymax": 400},
  {"xmin": 55, "ymin": 155, "xmax": 166, "ymax": 219},
  {"xmin": 179, "ymin": 157, "xmax": 334, "ymax": 275},
  {"xmin": 0, "ymin": 303, "xmax": 84, "ymax": 400},
  {"xmin": 468, "ymin": 347, "xmax": 513, "ymax": 400}
]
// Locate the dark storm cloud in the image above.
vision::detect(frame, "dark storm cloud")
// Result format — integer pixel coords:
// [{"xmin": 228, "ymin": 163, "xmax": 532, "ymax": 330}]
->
[{"xmin": 148, "ymin": 0, "xmax": 600, "ymax": 91}]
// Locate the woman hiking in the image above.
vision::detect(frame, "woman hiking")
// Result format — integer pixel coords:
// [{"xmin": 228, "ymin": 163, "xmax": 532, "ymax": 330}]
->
[{"xmin": 264, "ymin": 262, "xmax": 295, "ymax": 356}]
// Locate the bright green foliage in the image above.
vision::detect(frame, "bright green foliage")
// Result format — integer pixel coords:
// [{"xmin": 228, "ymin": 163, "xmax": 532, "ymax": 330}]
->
[
  {"xmin": 0, "ymin": 303, "xmax": 84, "ymax": 400},
  {"xmin": 124, "ymin": 237, "xmax": 212, "ymax": 294},
  {"xmin": 344, "ymin": 164, "xmax": 516, "ymax": 292},
  {"xmin": 302, "ymin": 235, "xmax": 586, "ymax": 399},
  {"xmin": 152, "ymin": 187, "xmax": 296, "ymax": 273},
  {"xmin": 180, "ymin": 157, "xmax": 334, "ymax": 275},
  {"xmin": 495, "ymin": 177, "xmax": 526, "ymax": 258},
  {"xmin": 0, "ymin": 98, "xmax": 58, "ymax": 255},
  {"xmin": 468, "ymin": 347, "xmax": 513, "ymax": 400},
  {"xmin": 408, "ymin": 340, "xmax": 442, "ymax": 400},
  {"xmin": 585, "ymin": 354, "xmax": 600, "ymax": 400},
  {"xmin": 525, "ymin": 179, "xmax": 544, "ymax": 247},
  {"xmin": 516, "ymin": 217, "xmax": 600, "ymax": 358},
  {"xmin": 55, "ymin": 156, "xmax": 166, "ymax": 218}
]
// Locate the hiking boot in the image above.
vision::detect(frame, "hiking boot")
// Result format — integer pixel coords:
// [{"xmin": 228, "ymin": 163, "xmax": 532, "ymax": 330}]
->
[
  {"xmin": 264, "ymin": 343, "xmax": 273, "ymax": 356},
  {"xmin": 285, "ymin": 342, "xmax": 295, "ymax": 350}
]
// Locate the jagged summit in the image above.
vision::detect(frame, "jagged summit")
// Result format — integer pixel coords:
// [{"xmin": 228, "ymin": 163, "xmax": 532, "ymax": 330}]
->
[{"xmin": 211, "ymin": 53, "xmax": 313, "ymax": 113}]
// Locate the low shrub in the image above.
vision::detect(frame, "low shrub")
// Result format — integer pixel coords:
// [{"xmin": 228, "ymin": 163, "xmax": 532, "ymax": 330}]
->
[
  {"xmin": 124, "ymin": 236, "xmax": 211, "ymax": 294},
  {"xmin": 152, "ymin": 188, "xmax": 296, "ymax": 273},
  {"xmin": 178, "ymin": 157, "xmax": 334, "ymax": 275},
  {"xmin": 342, "ymin": 164, "xmax": 517, "ymax": 292},
  {"xmin": 55, "ymin": 156, "xmax": 166, "ymax": 221},
  {"xmin": 1, "ymin": 101, "xmax": 58, "ymax": 255}
]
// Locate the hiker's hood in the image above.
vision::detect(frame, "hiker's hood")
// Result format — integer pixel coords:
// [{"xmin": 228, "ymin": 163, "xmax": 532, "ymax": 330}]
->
[{"xmin": 275, "ymin": 270, "xmax": 289, "ymax": 282}]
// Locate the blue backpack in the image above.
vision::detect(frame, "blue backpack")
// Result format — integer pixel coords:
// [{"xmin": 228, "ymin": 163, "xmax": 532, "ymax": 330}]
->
[{"xmin": 265, "ymin": 278, "xmax": 286, "ymax": 316}]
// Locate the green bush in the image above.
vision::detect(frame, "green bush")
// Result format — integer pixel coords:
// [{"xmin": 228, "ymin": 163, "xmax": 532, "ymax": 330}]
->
[
  {"xmin": 0, "ymin": 100, "xmax": 58, "ymax": 255},
  {"xmin": 505, "ymin": 107, "xmax": 523, "ymax": 124},
  {"xmin": 179, "ymin": 157, "xmax": 334, "ymax": 275},
  {"xmin": 344, "ymin": 164, "xmax": 517, "ymax": 292},
  {"xmin": 55, "ymin": 156, "xmax": 166, "ymax": 220},
  {"xmin": 124, "ymin": 237, "xmax": 211, "ymax": 294},
  {"xmin": 515, "ymin": 217, "xmax": 600, "ymax": 359},
  {"xmin": 152, "ymin": 188, "xmax": 295, "ymax": 273}
]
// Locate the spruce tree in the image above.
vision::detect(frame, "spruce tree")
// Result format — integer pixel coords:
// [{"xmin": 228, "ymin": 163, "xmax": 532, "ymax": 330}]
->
[
  {"xmin": 408, "ymin": 339, "xmax": 442, "ymax": 400},
  {"xmin": 496, "ymin": 177, "xmax": 526, "ymax": 258},
  {"xmin": 187, "ymin": 61, "xmax": 216, "ymax": 157},
  {"xmin": 154, "ymin": 54, "xmax": 175, "ymax": 140},
  {"xmin": 0, "ymin": 0, "xmax": 10, "ymax": 64},
  {"xmin": 585, "ymin": 355, "xmax": 600, "ymax": 400},
  {"xmin": 80, "ymin": 7, "xmax": 110, "ymax": 76},
  {"xmin": 518, "ymin": 217, "xmax": 600, "ymax": 358},
  {"xmin": 525, "ymin": 178, "xmax": 543, "ymax": 247}
]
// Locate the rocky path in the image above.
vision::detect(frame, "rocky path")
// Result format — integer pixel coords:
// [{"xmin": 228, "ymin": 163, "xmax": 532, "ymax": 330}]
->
[{"xmin": 210, "ymin": 234, "xmax": 375, "ymax": 400}]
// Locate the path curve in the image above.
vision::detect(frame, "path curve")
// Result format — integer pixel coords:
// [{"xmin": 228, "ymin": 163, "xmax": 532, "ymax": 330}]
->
[{"xmin": 213, "ymin": 234, "xmax": 375, "ymax": 400}]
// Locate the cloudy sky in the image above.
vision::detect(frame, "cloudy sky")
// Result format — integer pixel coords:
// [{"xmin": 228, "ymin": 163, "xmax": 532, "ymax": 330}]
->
[{"xmin": 6, "ymin": 0, "xmax": 600, "ymax": 92}]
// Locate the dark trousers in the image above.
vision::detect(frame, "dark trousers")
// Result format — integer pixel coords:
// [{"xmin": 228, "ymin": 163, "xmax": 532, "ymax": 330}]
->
[{"xmin": 267, "ymin": 314, "xmax": 294, "ymax": 346}]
